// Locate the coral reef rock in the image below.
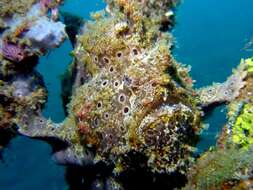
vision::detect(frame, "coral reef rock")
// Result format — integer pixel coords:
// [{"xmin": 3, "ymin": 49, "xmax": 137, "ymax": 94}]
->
[
  {"xmin": 0, "ymin": 0, "xmax": 65, "ymax": 156},
  {"xmin": 0, "ymin": 0, "xmax": 66, "ymax": 62},
  {"xmin": 0, "ymin": 0, "xmax": 65, "ymax": 130}
]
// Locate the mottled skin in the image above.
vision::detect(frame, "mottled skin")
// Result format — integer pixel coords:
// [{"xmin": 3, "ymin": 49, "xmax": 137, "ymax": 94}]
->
[
  {"xmin": 19, "ymin": 0, "xmax": 203, "ymax": 175},
  {"xmin": 71, "ymin": 32, "xmax": 201, "ymax": 173}
]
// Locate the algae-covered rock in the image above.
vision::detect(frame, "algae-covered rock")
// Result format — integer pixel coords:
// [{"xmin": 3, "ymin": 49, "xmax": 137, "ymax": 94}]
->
[
  {"xmin": 0, "ymin": 0, "xmax": 65, "ymax": 156},
  {"xmin": 184, "ymin": 146, "xmax": 253, "ymax": 190},
  {"xmin": 0, "ymin": 0, "xmax": 65, "ymax": 129},
  {"xmin": 184, "ymin": 57, "xmax": 253, "ymax": 190},
  {"xmin": 0, "ymin": 0, "xmax": 66, "ymax": 63},
  {"xmin": 0, "ymin": 71, "xmax": 47, "ymax": 129},
  {"xmin": 0, "ymin": 0, "xmax": 36, "ymax": 17}
]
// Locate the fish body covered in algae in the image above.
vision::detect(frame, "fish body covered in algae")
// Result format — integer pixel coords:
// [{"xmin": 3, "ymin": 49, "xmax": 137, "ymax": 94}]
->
[
  {"xmin": 20, "ymin": 0, "xmax": 203, "ymax": 174},
  {"xmin": 5, "ymin": 0, "xmax": 252, "ymax": 189}
]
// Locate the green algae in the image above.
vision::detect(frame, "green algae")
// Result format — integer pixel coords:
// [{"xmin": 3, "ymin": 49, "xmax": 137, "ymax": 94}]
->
[
  {"xmin": 245, "ymin": 57, "xmax": 253, "ymax": 73},
  {"xmin": 232, "ymin": 103, "xmax": 253, "ymax": 148}
]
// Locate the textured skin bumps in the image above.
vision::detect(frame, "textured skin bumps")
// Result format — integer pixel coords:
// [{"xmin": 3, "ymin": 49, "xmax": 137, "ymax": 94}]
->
[{"xmin": 61, "ymin": 0, "xmax": 202, "ymax": 174}]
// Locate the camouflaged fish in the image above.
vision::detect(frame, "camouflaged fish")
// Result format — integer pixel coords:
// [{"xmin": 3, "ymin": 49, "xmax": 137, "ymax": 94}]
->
[
  {"xmin": 2, "ymin": 0, "xmax": 250, "ymax": 189},
  {"xmin": 15, "ymin": 0, "xmax": 247, "ymax": 173}
]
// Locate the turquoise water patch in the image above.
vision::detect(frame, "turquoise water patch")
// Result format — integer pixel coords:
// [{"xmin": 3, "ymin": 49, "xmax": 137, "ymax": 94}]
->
[
  {"xmin": 173, "ymin": 0, "xmax": 253, "ymax": 88},
  {"xmin": 61, "ymin": 0, "xmax": 105, "ymax": 18},
  {"xmin": 37, "ymin": 40, "xmax": 73, "ymax": 123},
  {"xmin": 172, "ymin": 0, "xmax": 253, "ymax": 152}
]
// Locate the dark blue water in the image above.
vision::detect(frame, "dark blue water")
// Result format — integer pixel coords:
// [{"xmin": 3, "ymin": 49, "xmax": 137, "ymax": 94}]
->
[{"xmin": 1, "ymin": 0, "xmax": 253, "ymax": 189}]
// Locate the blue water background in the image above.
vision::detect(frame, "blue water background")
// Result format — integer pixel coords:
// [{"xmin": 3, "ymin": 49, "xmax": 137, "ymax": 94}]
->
[
  {"xmin": 1, "ymin": 0, "xmax": 253, "ymax": 189},
  {"xmin": 172, "ymin": 0, "xmax": 253, "ymax": 152}
]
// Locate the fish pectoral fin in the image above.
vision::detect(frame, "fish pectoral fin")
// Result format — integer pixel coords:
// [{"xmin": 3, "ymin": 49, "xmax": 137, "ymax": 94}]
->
[
  {"xmin": 52, "ymin": 146, "xmax": 94, "ymax": 166},
  {"xmin": 198, "ymin": 59, "xmax": 248, "ymax": 108},
  {"xmin": 16, "ymin": 109, "xmax": 60, "ymax": 139}
]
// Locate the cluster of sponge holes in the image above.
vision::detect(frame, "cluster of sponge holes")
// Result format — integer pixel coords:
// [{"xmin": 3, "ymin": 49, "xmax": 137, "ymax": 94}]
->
[
  {"xmin": 114, "ymin": 47, "xmax": 140, "ymax": 64},
  {"xmin": 92, "ymin": 47, "xmax": 140, "ymax": 68},
  {"xmin": 96, "ymin": 98, "xmax": 110, "ymax": 121},
  {"xmin": 90, "ymin": 101, "xmax": 103, "ymax": 129},
  {"xmin": 117, "ymin": 92, "xmax": 130, "ymax": 116},
  {"xmin": 92, "ymin": 54, "xmax": 111, "ymax": 68},
  {"xmin": 100, "ymin": 78, "xmax": 121, "ymax": 89},
  {"xmin": 95, "ymin": 48, "xmax": 138, "ymax": 124}
]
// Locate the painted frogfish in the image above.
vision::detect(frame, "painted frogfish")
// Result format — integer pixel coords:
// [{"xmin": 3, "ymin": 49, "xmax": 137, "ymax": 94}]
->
[{"xmin": 16, "ymin": 0, "xmax": 248, "ymax": 183}]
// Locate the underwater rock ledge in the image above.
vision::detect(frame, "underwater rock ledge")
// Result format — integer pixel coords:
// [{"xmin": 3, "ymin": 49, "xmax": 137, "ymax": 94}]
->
[
  {"xmin": 185, "ymin": 57, "xmax": 253, "ymax": 190},
  {"xmin": 0, "ymin": 0, "xmax": 66, "ymax": 154}
]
